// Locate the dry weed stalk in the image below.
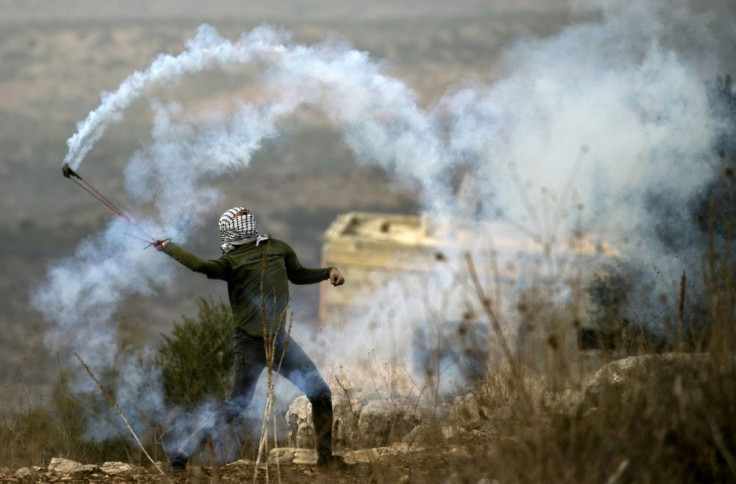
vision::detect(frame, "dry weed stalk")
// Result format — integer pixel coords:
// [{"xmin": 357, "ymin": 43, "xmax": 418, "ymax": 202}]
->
[
  {"xmin": 73, "ymin": 352, "xmax": 167, "ymax": 478},
  {"xmin": 253, "ymin": 244, "xmax": 292, "ymax": 484},
  {"xmin": 252, "ymin": 307, "xmax": 291, "ymax": 484},
  {"xmin": 206, "ymin": 436, "xmax": 221, "ymax": 484},
  {"xmin": 464, "ymin": 252, "xmax": 533, "ymax": 409}
]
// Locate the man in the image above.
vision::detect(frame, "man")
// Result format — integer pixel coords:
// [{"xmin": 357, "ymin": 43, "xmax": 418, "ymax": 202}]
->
[{"xmin": 154, "ymin": 207, "xmax": 347, "ymax": 470}]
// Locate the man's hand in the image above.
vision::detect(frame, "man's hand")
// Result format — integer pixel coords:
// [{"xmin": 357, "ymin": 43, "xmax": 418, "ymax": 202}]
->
[
  {"xmin": 328, "ymin": 267, "xmax": 345, "ymax": 286},
  {"xmin": 153, "ymin": 238, "xmax": 171, "ymax": 252}
]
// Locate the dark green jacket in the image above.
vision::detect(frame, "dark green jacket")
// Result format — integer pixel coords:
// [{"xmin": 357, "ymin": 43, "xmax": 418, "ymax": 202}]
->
[{"xmin": 164, "ymin": 239, "xmax": 330, "ymax": 336}]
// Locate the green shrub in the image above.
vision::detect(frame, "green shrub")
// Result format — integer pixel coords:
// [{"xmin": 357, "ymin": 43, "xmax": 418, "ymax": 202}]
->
[{"xmin": 156, "ymin": 297, "xmax": 235, "ymax": 409}]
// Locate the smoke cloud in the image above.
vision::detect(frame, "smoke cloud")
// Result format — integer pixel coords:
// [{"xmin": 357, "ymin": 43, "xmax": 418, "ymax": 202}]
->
[{"xmin": 34, "ymin": 0, "xmax": 735, "ymax": 446}]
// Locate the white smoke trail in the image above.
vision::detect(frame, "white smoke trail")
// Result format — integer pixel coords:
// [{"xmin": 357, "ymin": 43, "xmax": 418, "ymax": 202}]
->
[
  {"xmin": 66, "ymin": 24, "xmax": 449, "ymax": 212},
  {"xmin": 63, "ymin": 26, "xmax": 282, "ymax": 170},
  {"xmin": 35, "ymin": 0, "xmax": 735, "ymax": 445},
  {"xmin": 40, "ymin": 21, "xmax": 456, "ymax": 443}
]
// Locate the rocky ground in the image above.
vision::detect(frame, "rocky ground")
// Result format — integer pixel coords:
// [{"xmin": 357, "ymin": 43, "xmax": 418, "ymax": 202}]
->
[
  {"xmin": 0, "ymin": 440, "xmax": 495, "ymax": 484},
  {"xmin": 1, "ymin": 381, "xmax": 499, "ymax": 483},
  {"xmin": 3, "ymin": 353, "xmax": 723, "ymax": 483}
]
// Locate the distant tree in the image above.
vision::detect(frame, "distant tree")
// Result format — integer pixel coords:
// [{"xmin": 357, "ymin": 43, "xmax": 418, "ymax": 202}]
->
[{"xmin": 156, "ymin": 297, "xmax": 235, "ymax": 409}]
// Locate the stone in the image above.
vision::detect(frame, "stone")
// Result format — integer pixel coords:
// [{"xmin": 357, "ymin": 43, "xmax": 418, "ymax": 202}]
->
[
  {"xmin": 395, "ymin": 475, "xmax": 411, "ymax": 484},
  {"xmin": 286, "ymin": 386, "xmax": 423, "ymax": 451},
  {"xmin": 47, "ymin": 457, "xmax": 97, "ymax": 475},
  {"xmin": 225, "ymin": 458, "xmax": 255, "ymax": 468},
  {"xmin": 285, "ymin": 396, "xmax": 315, "ymax": 449},
  {"xmin": 100, "ymin": 461, "xmax": 137, "ymax": 475},
  {"xmin": 331, "ymin": 382, "xmax": 368, "ymax": 448},
  {"xmin": 580, "ymin": 353, "xmax": 714, "ymax": 413},
  {"xmin": 14, "ymin": 467, "xmax": 33, "ymax": 479},
  {"xmin": 285, "ymin": 385, "xmax": 367, "ymax": 452},
  {"xmin": 292, "ymin": 449, "xmax": 317, "ymax": 465},
  {"xmin": 447, "ymin": 446, "xmax": 472, "ymax": 460},
  {"xmin": 441, "ymin": 425, "xmax": 461, "ymax": 440},
  {"xmin": 356, "ymin": 400, "xmax": 391, "ymax": 447},
  {"xmin": 268, "ymin": 447, "xmax": 317, "ymax": 465},
  {"xmin": 402, "ymin": 422, "xmax": 434, "ymax": 449},
  {"xmin": 268, "ymin": 447, "xmax": 296, "ymax": 465},
  {"xmin": 343, "ymin": 443, "xmax": 411, "ymax": 464},
  {"xmin": 450, "ymin": 393, "xmax": 483, "ymax": 429},
  {"xmin": 477, "ymin": 478, "xmax": 500, "ymax": 484},
  {"xmin": 357, "ymin": 400, "xmax": 421, "ymax": 448}
]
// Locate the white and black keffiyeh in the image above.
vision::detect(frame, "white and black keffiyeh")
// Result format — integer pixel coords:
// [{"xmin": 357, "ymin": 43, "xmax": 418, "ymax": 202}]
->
[{"xmin": 218, "ymin": 207, "xmax": 270, "ymax": 253}]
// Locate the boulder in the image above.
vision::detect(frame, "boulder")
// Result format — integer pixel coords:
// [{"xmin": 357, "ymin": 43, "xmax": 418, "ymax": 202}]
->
[
  {"xmin": 285, "ymin": 396, "xmax": 315, "ymax": 449},
  {"xmin": 268, "ymin": 448, "xmax": 317, "ymax": 465},
  {"xmin": 285, "ymin": 385, "xmax": 423, "ymax": 451},
  {"xmin": 13, "ymin": 467, "xmax": 34, "ymax": 479},
  {"xmin": 579, "ymin": 353, "xmax": 713, "ymax": 413},
  {"xmin": 224, "ymin": 458, "xmax": 255, "ymax": 468},
  {"xmin": 47, "ymin": 457, "xmax": 98, "ymax": 475},
  {"xmin": 343, "ymin": 443, "xmax": 411, "ymax": 464},
  {"xmin": 357, "ymin": 400, "xmax": 421, "ymax": 448},
  {"xmin": 100, "ymin": 461, "xmax": 139, "ymax": 475},
  {"xmin": 331, "ymin": 383, "xmax": 366, "ymax": 450},
  {"xmin": 268, "ymin": 447, "xmax": 296, "ymax": 465}
]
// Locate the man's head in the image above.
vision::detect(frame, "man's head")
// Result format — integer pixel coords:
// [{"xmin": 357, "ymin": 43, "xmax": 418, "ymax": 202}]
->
[{"xmin": 219, "ymin": 207, "xmax": 258, "ymax": 245}]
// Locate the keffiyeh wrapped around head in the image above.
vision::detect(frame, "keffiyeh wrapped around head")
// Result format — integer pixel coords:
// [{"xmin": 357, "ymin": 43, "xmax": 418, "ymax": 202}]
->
[{"xmin": 218, "ymin": 207, "xmax": 270, "ymax": 253}]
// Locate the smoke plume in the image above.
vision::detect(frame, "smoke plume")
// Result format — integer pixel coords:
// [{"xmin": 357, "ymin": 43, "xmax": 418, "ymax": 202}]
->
[{"xmin": 34, "ymin": 0, "xmax": 735, "ymax": 445}]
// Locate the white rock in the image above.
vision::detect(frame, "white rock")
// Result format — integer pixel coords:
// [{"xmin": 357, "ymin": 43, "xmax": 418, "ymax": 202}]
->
[
  {"xmin": 14, "ymin": 467, "xmax": 33, "ymax": 478},
  {"xmin": 286, "ymin": 388, "xmax": 422, "ymax": 451},
  {"xmin": 267, "ymin": 447, "xmax": 318, "ymax": 465},
  {"xmin": 343, "ymin": 443, "xmax": 412, "ymax": 465},
  {"xmin": 292, "ymin": 449, "xmax": 317, "ymax": 465},
  {"xmin": 358, "ymin": 400, "xmax": 421, "ymax": 448},
  {"xmin": 441, "ymin": 425, "xmax": 461, "ymax": 440},
  {"xmin": 100, "ymin": 461, "xmax": 137, "ymax": 475},
  {"xmin": 357, "ymin": 400, "xmax": 392, "ymax": 447},
  {"xmin": 395, "ymin": 475, "xmax": 411, "ymax": 484},
  {"xmin": 447, "ymin": 446, "xmax": 472, "ymax": 460},
  {"xmin": 224, "ymin": 458, "xmax": 255, "ymax": 468},
  {"xmin": 285, "ymin": 396, "xmax": 315, "ymax": 449},
  {"xmin": 48, "ymin": 457, "xmax": 97, "ymax": 474},
  {"xmin": 268, "ymin": 447, "xmax": 296, "ymax": 465}
]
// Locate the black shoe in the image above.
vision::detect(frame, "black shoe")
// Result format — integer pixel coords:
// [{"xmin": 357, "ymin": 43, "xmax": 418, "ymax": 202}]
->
[
  {"xmin": 168, "ymin": 450, "xmax": 189, "ymax": 471},
  {"xmin": 317, "ymin": 454, "xmax": 351, "ymax": 471}
]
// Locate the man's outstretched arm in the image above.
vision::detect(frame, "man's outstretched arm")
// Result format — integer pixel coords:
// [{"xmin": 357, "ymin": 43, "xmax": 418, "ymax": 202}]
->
[
  {"xmin": 281, "ymin": 241, "xmax": 345, "ymax": 286},
  {"xmin": 154, "ymin": 239, "xmax": 229, "ymax": 280}
]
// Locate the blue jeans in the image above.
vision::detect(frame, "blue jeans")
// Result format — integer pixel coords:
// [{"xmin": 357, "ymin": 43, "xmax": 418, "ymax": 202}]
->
[{"xmin": 178, "ymin": 328, "xmax": 334, "ymax": 459}]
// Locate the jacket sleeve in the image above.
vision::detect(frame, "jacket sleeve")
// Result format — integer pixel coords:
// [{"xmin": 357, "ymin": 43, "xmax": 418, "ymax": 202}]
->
[
  {"xmin": 163, "ymin": 242, "xmax": 230, "ymax": 280},
  {"xmin": 281, "ymin": 241, "xmax": 331, "ymax": 285}
]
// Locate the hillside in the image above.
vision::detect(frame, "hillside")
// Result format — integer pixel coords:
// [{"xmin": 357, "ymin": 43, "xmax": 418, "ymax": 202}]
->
[{"xmin": 0, "ymin": 0, "xmax": 572, "ymax": 406}]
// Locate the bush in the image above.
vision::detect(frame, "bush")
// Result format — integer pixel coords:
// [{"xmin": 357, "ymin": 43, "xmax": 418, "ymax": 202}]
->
[{"xmin": 156, "ymin": 297, "xmax": 235, "ymax": 409}]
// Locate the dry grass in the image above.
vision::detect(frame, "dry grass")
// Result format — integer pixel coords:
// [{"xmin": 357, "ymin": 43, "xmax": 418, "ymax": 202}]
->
[
  {"xmin": 5, "ymin": 244, "xmax": 734, "ymax": 484},
  {"xmin": 1, "ymin": 287, "xmax": 735, "ymax": 483},
  {"xmin": 3, "ymin": 173, "xmax": 734, "ymax": 482}
]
